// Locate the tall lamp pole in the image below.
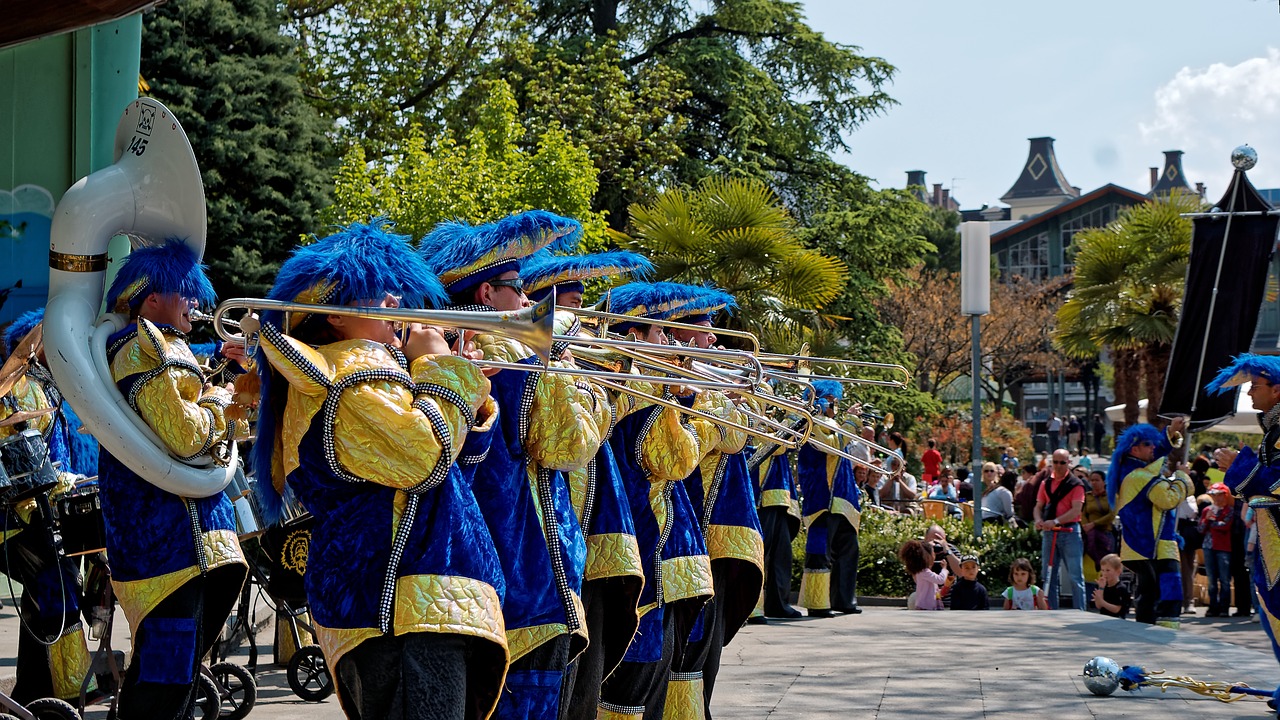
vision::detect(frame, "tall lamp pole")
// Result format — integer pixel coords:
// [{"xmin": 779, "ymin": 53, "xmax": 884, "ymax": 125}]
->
[{"xmin": 961, "ymin": 222, "xmax": 992, "ymax": 537}]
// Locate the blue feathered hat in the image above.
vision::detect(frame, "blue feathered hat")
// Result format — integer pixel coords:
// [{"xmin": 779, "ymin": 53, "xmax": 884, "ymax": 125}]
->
[
  {"xmin": 105, "ymin": 238, "xmax": 217, "ymax": 314},
  {"xmin": 1207, "ymin": 353, "xmax": 1280, "ymax": 394},
  {"xmin": 521, "ymin": 250, "xmax": 653, "ymax": 303},
  {"xmin": 663, "ymin": 285, "xmax": 737, "ymax": 324},
  {"xmin": 253, "ymin": 218, "xmax": 444, "ymax": 524},
  {"xmin": 4, "ymin": 308, "xmax": 43, "ymax": 356},
  {"xmin": 806, "ymin": 379, "xmax": 844, "ymax": 404},
  {"xmin": 418, "ymin": 210, "xmax": 582, "ymax": 296},
  {"xmin": 608, "ymin": 282, "xmax": 716, "ymax": 319},
  {"xmin": 1106, "ymin": 423, "xmax": 1165, "ymax": 505}
]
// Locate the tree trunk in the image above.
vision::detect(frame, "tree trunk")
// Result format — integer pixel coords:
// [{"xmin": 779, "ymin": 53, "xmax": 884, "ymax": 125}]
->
[
  {"xmin": 1116, "ymin": 349, "xmax": 1142, "ymax": 427},
  {"xmin": 1142, "ymin": 342, "xmax": 1172, "ymax": 428},
  {"xmin": 591, "ymin": 0, "xmax": 620, "ymax": 35}
]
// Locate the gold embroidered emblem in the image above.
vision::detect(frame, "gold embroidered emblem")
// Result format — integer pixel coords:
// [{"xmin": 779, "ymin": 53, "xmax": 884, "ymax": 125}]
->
[{"xmin": 281, "ymin": 529, "xmax": 310, "ymax": 574}]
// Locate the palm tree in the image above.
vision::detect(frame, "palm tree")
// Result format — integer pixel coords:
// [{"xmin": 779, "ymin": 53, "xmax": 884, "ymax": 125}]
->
[
  {"xmin": 620, "ymin": 176, "xmax": 848, "ymax": 348},
  {"xmin": 1053, "ymin": 192, "xmax": 1197, "ymax": 427}
]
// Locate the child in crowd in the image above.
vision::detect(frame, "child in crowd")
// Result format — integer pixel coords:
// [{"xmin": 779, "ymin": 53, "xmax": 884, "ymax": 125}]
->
[
  {"xmin": 950, "ymin": 554, "xmax": 989, "ymax": 610},
  {"xmin": 900, "ymin": 539, "xmax": 948, "ymax": 611},
  {"xmin": 1002, "ymin": 557, "xmax": 1047, "ymax": 610},
  {"xmin": 1091, "ymin": 554, "xmax": 1132, "ymax": 619},
  {"xmin": 1199, "ymin": 483, "xmax": 1235, "ymax": 618}
]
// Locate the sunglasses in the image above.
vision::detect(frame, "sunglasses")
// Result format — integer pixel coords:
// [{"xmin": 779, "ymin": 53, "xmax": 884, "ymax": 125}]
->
[
  {"xmin": 488, "ymin": 278, "xmax": 524, "ymax": 293},
  {"xmin": 1051, "ymin": 460, "xmax": 1069, "ymax": 465},
  {"xmin": 982, "ymin": 469, "xmax": 996, "ymax": 473}
]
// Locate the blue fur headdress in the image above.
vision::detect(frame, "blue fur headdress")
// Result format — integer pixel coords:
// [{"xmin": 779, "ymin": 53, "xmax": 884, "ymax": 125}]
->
[
  {"xmin": 663, "ymin": 285, "xmax": 737, "ymax": 324},
  {"xmin": 254, "ymin": 218, "xmax": 444, "ymax": 523},
  {"xmin": 1105, "ymin": 423, "xmax": 1165, "ymax": 505},
  {"xmin": 105, "ymin": 238, "xmax": 217, "ymax": 314},
  {"xmin": 608, "ymin": 282, "xmax": 720, "ymax": 319},
  {"xmin": 521, "ymin": 250, "xmax": 653, "ymax": 303},
  {"xmin": 1206, "ymin": 353, "xmax": 1280, "ymax": 394},
  {"xmin": 806, "ymin": 379, "xmax": 844, "ymax": 404},
  {"xmin": 418, "ymin": 210, "xmax": 582, "ymax": 296},
  {"xmin": 4, "ymin": 308, "xmax": 43, "ymax": 356}
]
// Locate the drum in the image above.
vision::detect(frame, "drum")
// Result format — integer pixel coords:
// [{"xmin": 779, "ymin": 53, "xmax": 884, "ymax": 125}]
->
[
  {"xmin": 0, "ymin": 429, "xmax": 59, "ymax": 505},
  {"xmin": 54, "ymin": 482, "xmax": 106, "ymax": 556}
]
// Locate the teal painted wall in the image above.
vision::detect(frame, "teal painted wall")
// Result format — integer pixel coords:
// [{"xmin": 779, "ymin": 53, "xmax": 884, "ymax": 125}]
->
[{"xmin": 0, "ymin": 15, "xmax": 141, "ymax": 323}]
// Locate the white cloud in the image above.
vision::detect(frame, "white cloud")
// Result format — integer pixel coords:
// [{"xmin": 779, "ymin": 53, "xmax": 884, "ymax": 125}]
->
[{"xmin": 1138, "ymin": 48, "xmax": 1280, "ymax": 198}]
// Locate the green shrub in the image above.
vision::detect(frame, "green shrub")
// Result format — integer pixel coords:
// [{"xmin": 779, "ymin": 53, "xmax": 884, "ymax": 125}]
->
[{"xmin": 791, "ymin": 509, "xmax": 1042, "ymax": 597}]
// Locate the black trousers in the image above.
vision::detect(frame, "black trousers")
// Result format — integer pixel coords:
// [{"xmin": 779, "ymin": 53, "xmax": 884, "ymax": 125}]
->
[
  {"xmin": 117, "ymin": 563, "xmax": 245, "ymax": 720},
  {"xmin": 1124, "ymin": 558, "xmax": 1180, "ymax": 625},
  {"xmin": 335, "ymin": 632, "xmax": 471, "ymax": 720},
  {"xmin": 828, "ymin": 515, "xmax": 860, "ymax": 610},
  {"xmin": 1232, "ymin": 517, "xmax": 1251, "ymax": 613},
  {"xmin": 560, "ymin": 581, "xmax": 604, "ymax": 720},
  {"xmin": 758, "ymin": 506, "xmax": 796, "ymax": 616},
  {"xmin": 674, "ymin": 564, "xmax": 730, "ymax": 718},
  {"xmin": 600, "ymin": 603, "xmax": 686, "ymax": 720}
]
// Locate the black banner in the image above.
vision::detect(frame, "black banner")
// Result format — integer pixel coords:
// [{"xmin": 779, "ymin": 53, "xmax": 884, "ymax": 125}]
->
[{"xmin": 1161, "ymin": 171, "xmax": 1279, "ymax": 430}]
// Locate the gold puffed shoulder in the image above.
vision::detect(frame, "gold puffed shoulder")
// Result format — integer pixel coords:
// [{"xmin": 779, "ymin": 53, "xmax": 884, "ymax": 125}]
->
[
  {"xmin": 475, "ymin": 332, "xmax": 538, "ymax": 365},
  {"xmin": 115, "ymin": 319, "xmax": 234, "ymax": 462},
  {"xmin": 0, "ymin": 375, "xmax": 54, "ymax": 440},
  {"xmin": 694, "ymin": 390, "xmax": 747, "ymax": 454},
  {"xmin": 525, "ymin": 363, "xmax": 602, "ymax": 473},
  {"xmin": 639, "ymin": 405, "xmax": 701, "ymax": 483},
  {"xmin": 256, "ymin": 327, "xmax": 333, "ymax": 397}
]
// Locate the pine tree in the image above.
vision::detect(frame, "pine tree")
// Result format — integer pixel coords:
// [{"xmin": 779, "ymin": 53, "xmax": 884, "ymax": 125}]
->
[{"xmin": 140, "ymin": 0, "xmax": 335, "ymax": 298}]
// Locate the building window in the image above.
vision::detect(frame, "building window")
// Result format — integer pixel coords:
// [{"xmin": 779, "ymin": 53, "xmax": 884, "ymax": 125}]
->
[
  {"xmin": 1061, "ymin": 204, "xmax": 1120, "ymax": 273},
  {"xmin": 1001, "ymin": 232, "xmax": 1050, "ymax": 280}
]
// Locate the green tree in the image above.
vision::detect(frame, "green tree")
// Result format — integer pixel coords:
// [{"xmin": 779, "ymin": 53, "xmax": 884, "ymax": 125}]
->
[
  {"xmin": 920, "ymin": 206, "xmax": 961, "ymax": 273},
  {"xmin": 322, "ymin": 81, "xmax": 607, "ymax": 246},
  {"xmin": 141, "ymin": 0, "xmax": 335, "ymax": 297},
  {"xmin": 622, "ymin": 176, "xmax": 846, "ymax": 342},
  {"xmin": 1053, "ymin": 193, "xmax": 1198, "ymax": 427}
]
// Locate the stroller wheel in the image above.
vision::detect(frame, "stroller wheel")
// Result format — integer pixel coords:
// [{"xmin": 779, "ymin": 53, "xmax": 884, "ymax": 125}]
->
[
  {"xmin": 210, "ymin": 662, "xmax": 257, "ymax": 720},
  {"xmin": 24, "ymin": 698, "xmax": 81, "ymax": 720},
  {"xmin": 195, "ymin": 672, "xmax": 221, "ymax": 720},
  {"xmin": 288, "ymin": 644, "xmax": 334, "ymax": 701}
]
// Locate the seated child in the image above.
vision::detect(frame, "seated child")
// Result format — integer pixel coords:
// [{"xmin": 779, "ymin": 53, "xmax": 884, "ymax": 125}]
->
[
  {"xmin": 1002, "ymin": 557, "xmax": 1048, "ymax": 610},
  {"xmin": 900, "ymin": 539, "xmax": 948, "ymax": 611},
  {"xmin": 950, "ymin": 554, "xmax": 989, "ymax": 610},
  {"xmin": 1091, "ymin": 553, "xmax": 1132, "ymax": 619}
]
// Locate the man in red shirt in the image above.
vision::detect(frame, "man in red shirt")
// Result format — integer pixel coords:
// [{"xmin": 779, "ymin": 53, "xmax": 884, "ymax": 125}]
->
[
  {"xmin": 921, "ymin": 439, "xmax": 942, "ymax": 488},
  {"xmin": 1033, "ymin": 449, "xmax": 1087, "ymax": 610},
  {"xmin": 1199, "ymin": 483, "xmax": 1235, "ymax": 617}
]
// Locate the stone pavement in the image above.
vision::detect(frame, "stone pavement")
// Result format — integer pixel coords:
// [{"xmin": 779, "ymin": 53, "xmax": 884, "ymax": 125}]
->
[{"xmin": 0, "ymin": 601, "xmax": 1276, "ymax": 718}]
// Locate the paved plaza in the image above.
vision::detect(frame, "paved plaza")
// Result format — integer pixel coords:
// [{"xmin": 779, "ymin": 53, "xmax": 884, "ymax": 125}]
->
[{"xmin": 0, "ymin": 600, "xmax": 1271, "ymax": 718}]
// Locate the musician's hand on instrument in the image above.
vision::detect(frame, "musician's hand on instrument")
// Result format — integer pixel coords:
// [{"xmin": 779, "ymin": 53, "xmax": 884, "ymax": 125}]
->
[
  {"xmin": 1170, "ymin": 415, "xmax": 1187, "ymax": 434},
  {"xmin": 404, "ymin": 324, "xmax": 451, "ymax": 360},
  {"xmin": 220, "ymin": 341, "xmax": 249, "ymax": 369},
  {"xmin": 1214, "ymin": 447, "xmax": 1238, "ymax": 469}
]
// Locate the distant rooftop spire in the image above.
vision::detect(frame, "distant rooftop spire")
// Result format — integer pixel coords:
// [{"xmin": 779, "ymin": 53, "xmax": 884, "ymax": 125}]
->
[
  {"xmin": 1001, "ymin": 137, "xmax": 1079, "ymax": 203},
  {"xmin": 1149, "ymin": 150, "xmax": 1192, "ymax": 197}
]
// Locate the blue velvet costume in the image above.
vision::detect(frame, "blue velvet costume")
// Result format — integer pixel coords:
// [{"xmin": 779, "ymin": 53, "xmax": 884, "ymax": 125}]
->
[
  {"xmin": 1106, "ymin": 424, "xmax": 1189, "ymax": 627},
  {"xmin": 421, "ymin": 212, "xmax": 607, "ymax": 720},
  {"xmin": 255, "ymin": 221, "xmax": 508, "ymax": 719},
  {"xmin": 1207, "ymin": 355, "xmax": 1280, "ymax": 679},
  {"xmin": 0, "ymin": 310, "xmax": 99, "ymax": 701},
  {"xmin": 749, "ymin": 445, "xmax": 801, "ymax": 620}
]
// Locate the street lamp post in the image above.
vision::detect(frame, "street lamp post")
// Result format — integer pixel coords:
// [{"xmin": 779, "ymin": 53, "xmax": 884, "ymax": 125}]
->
[{"xmin": 961, "ymin": 222, "xmax": 991, "ymax": 537}]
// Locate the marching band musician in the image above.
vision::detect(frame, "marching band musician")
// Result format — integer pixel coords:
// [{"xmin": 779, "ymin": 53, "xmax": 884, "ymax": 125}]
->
[
  {"xmin": 1206, "ymin": 356, "xmax": 1280, "ymax": 660},
  {"xmin": 663, "ymin": 285, "xmax": 764, "ymax": 718},
  {"xmin": 0, "ymin": 310, "xmax": 97, "ymax": 703},
  {"xmin": 519, "ymin": 250, "xmax": 653, "ymax": 720},
  {"xmin": 595, "ymin": 282, "xmax": 715, "ymax": 720},
  {"xmin": 252, "ymin": 220, "xmax": 506, "ymax": 719},
  {"xmin": 796, "ymin": 380, "xmax": 861, "ymax": 618},
  {"xmin": 748, "ymin": 438, "xmax": 802, "ymax": 622},
  {"xmin": 99, "ymin": 239, "xmax": 249, "ymax": 717},
  {"xmin": 1105, "ymin": 419, "xmax": 1189, "ymax": 628},
  {"xmin": 419, "ymin": 211, "xmax": 609, "ymax": 720}
]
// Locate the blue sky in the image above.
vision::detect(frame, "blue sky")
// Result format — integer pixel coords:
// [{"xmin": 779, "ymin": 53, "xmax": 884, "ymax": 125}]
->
[{"xmin": 799, "ymin": 1, "xmax": 1280, "ymax": 208}]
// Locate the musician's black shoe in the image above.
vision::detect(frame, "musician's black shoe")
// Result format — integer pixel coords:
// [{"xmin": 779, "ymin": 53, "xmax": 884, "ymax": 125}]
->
[
  {"xmin": 765, "ymin": 606, "xmax": 803, "ymax": 619},
  {"xmin": 835, "ymin": 605, "xmax": 863, "ymax": 615},
  {"xmin": 746, "ymin": 615, "xmax": 768, "ymax": 625},
  {"xmin": 807, "ymin": 608, "xmax": 834, "ymax": 618}
]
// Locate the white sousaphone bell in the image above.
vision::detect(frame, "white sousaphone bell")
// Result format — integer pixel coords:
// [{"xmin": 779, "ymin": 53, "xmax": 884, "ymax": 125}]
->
[{"xmin": 44, "ymin": 97, "xmax": 236, "ymax": 498}]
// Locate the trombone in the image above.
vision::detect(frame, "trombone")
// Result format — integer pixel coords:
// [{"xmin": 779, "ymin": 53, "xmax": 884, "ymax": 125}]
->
[
  {"xmin": 570, "ymin": 307, "xmax": 761, "ymax": 354},
  {"xmin": 758, "ymin": 352, "xmax": 912, "ymax": 388}
]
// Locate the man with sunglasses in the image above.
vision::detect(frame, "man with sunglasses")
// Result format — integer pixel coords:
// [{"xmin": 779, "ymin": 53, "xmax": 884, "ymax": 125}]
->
[{"xmin": 1032, "ymin": 449, "xmax": 1088, "ymax": 610}]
